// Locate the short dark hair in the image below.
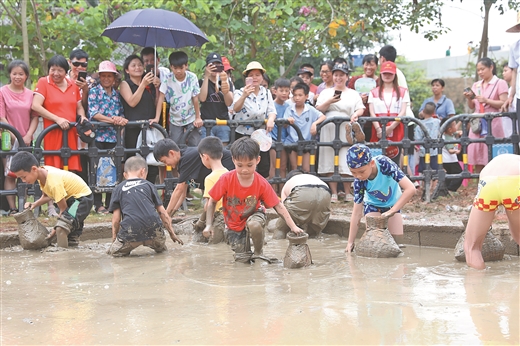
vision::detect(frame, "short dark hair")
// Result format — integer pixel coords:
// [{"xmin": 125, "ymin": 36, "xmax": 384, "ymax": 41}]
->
[
  {"xmin": 379, "ymin": 45, "xmax": 397, "ymax": 62},
  {"xmin": 423, "ymin": 102, "xmax": 436, "ymax": 115},
  {"xmin": 286, "ymin": 169, "xmax": 304, "ymax": 180},
  {"xmin": 362, "ymin": 54, "xmax": 378, "ymax": 65},
  {"xmin": 169, "ymin": 51, "xmax": 188, "ymax": 67},
  {"xmin": 274, "ymin": 78, "xmax": 291, "ymax": 89},
  {"xmin": 431, "ymin": 78, "xmax": 445, "ymax": 87},
  {"xmin": 320, "ymin": 61, "xmax": 334, "ymax": 72},
  {"xmin": 292, "ymin": 82, "xmax": 309, "ymax": 95},
  {"xmin": 262, "ymin": 73, "xmax": 271, "ymax": 86},
  {"xmin": 123, "ymin": 54, "xmax": 143, "ymax": 80},
  {"xmin": 48, "ymin": 55, "xmax": 69, "ymax": 73},
  {"xmin": 230, "ymin": 137, "xmax": 259, "ymax": 161},
  {"xmin": 333, "ymin": 57, "xmax": 347, "ymax": 65},
  {"xmin": 289, "ymin": 76, "xmax": 304, "ymax": 85},
  {"xmin": 69, "ymin": 49, "xmax": 88, "ymax": 61},
  {"xmin": 198, "ymin": 136, "xmax": 223, "ymax": 160},
  {"xmin": 7, "ymin": 60, "xmax": 29, "ymax": 78},
  {"xmin": 124, "ymin": 156, "xmax": 147, "ymax": 173},
  {"xmin": 10, "ymin": 151, "xmax": 38, "ymax": 173},
  {"xmin": 140, "ymin": 47, "xmax": 157, "ymax": 59},
  {"xmin": 153, "ymin": 138, "xmax": 180, "ymax": 161}
]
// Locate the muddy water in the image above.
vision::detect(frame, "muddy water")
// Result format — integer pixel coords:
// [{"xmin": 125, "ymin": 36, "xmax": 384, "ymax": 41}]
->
[{"xmin": 1, "ymin": 235, "xmax": 518, "ymax": 345}]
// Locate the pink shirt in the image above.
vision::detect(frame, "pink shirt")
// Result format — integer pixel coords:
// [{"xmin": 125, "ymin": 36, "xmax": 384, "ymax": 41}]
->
[
  {"xmin": 471, "ymin": 76, "xmax": 508, "ymax": 138},
  {"xmin": 0, "ymin": 85, "xmax": 38, "ymax": 137}
]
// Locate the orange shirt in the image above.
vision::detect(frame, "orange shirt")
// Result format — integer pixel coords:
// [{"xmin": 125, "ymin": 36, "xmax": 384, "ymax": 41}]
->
[{"xmin": 34, "ymin": 76, "xmax": 82, "ymax": 171}]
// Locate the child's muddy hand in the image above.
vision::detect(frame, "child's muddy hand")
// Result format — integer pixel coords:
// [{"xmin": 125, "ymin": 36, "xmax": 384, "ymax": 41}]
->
[
  {"xmin": 46, "ymin": 228, "xmax": 56, "ymax": 240},
  {"xmin": 170, "ymin": 232, "xmax": 183, "ymax": 245},
  {"xmin": 202, "ymin": 226, "xmax": 213, "ymax": 238},
  {"xmin": 345, "ymin": 242, "xmax": 354, "ymax": 253},
  {"xmin": 381, "ymin": 210, "xmax": 395, "ymax": 218},
  {"xmin": 24, "ymin": 202, "xmax": 33, "ymax": 210},
  {"xmin": 291, "ymin": 226, "xmax": 304, "ymax": 234}
]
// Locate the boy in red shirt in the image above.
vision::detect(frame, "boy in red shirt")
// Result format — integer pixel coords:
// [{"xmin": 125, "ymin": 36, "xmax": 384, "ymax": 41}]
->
[{"xmin": 204, "ymin": 137, "xmax": 303, "ymax": 263}]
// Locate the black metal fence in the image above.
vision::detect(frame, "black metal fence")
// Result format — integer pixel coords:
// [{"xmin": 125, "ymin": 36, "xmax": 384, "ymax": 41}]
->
[{"xmin": 1, "ymin": 111, "xmax": 518, "ymax": 211}]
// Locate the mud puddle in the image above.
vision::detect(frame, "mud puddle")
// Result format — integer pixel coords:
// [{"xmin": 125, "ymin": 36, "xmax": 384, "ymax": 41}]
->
[{"xmin": 1, "ymin": 235, "xmax": 518, "ymax": 345}]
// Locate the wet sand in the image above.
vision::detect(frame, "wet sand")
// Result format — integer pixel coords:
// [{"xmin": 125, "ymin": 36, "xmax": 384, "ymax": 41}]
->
[{"xmin": 1, "ymin": 235, "xmax": 518, "ymax": 345}]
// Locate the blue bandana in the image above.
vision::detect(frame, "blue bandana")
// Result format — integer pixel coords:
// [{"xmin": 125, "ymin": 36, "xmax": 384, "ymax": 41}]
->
[{"xmin": 347, "ymin": 144, "xmax": 372, "ymax": 169}]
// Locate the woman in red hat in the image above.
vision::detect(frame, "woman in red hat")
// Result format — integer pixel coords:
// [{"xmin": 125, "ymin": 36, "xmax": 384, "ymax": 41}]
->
[{"xmin": 368, "ymin": 61, "xmax": 410, "ymax": 165}]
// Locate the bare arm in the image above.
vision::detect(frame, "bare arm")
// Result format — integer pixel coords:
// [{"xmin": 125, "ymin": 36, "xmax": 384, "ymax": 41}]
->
[
  {"xmin": 381, "ymin": 176, "xmax": 416, "ymax": 218},
  {"xmin": 111, "ymin": 209, "xmax": 121, "ymax": 241},
  {"xmin": 347, "ymin": 202, "xmax": 364, "ymax": 252},
  {"xmin": 192, "ymin": 96, "xmax": 203, "ymax": 128},
  {"xmin": 157, "ymin": 205, "xmax": 183, "ymax": 244},
  {"xmin": 32, "ymin": 94, "xmax": 70, "ymax": 130},
  {"xmin": 166, "ymin": 181, "xmax": 188, "ymax": 216},
  {"xmin": 119, "ymin": 74, "xmax": 154, "ymax": 108},
  {"xmin": 502, "ymin": 68, "xmax": 517, "ymax": 111},
  {"xmin": 23, "ymin": 116, "xmax": 40, "ymax": 146},
  {"xmin": 202, "ymin": 197, "xmax": 217, "ymax": 237},
  {"xmin": 55, "ymin": 198, "xmax": 68, "ymax": 215},
  {"xmin": 273, "ymin": 202, "xmax": 303, "ymax": 234},
  {"xmin": 25, "ymin": 194, "xmax": 51, "ymax": 210},
  {"xmin": 476, "ymin": 93, "xmax": 507, "ymax": 110},
  {"xmin": 152, "ymin": 92, "xmax": 165, "ymax": 124}
]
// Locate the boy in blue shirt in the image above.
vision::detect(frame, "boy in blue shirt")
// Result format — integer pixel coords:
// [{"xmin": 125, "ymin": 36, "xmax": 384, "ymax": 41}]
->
[
  {"xmin": 414, "ymin": 102, "xmax": 441, "ymax": 194},
  {"xmin": 270, "ymin": 78, "xmax": 291, "ymax": 180},
  {"xmin": 345, "ymin": 144, "xmax": 415, "ymax": 252},
  {"xmin": 284, "ymin": 83, "xmax": 326, "ymax": 172}
]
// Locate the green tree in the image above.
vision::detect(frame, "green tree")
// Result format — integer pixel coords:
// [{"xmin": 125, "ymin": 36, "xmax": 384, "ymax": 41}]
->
[{"xmin": 396, "ymin": 56, "xmax": 430, "ymax": 117}]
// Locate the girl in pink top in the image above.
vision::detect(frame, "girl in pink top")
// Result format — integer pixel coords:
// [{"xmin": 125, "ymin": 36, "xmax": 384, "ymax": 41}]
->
[
  {"xmin": 0, "ymin": 60, "xmax": 39, "ymax": 213},
  {"xmin": 463, "ymin": 57, "xmax": 508, "ymax": 172}
]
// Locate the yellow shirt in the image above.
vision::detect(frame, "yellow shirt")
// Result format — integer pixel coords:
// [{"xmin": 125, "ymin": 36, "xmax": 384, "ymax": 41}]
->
[
  {"xmin": 40, "ymin": 166, "xmax": 92, "ymax": 202},
  {"xmin": 203, "ymin": 168, "xmax": 228, "ymax": 210}
]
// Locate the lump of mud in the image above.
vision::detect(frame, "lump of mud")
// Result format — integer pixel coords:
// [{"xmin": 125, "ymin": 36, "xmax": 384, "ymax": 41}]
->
[
  {"xmin": 284, "ymin": 232, "xmax": 312, "ymax": 268},
  {"xmin": 355, "ymin": 216, "xmax": 402, "ymax": 258},
  {"xmin": 13, "ymin": 209, "xmax": 51, "ymax": 250},
  {"xmin": 454, "ymin": 230, "xmax": 505, "ymax": 262}
]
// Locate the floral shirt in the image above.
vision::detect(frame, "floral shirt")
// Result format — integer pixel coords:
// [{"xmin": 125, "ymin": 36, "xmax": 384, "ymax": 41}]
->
[
  {"xmin": 159, "ymin": 70, "xmax": 200, "ymax": 126},
  {"xmin": 233, "ymin": 86, "xmax": 275, "ymax": 135},
  {"xmin": 88, "ymin": 84, "xmax": 124, "ymax": 143}
]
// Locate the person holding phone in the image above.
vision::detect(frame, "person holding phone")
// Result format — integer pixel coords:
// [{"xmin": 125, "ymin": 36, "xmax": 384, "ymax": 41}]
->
[
  {"xmin": 67, "ymin": 49, "xmax": 90, "ymax": 111},
  {"xmin": 198, "ymin": 53, "xmax": 233, "ymax": 145},
  {"xmin": 233, "ymin": 61, "xmax": 277, "ymax": 178},
  {"xmin": 316, "ymin": 63, "xmax": 365, "ymax": 203}
]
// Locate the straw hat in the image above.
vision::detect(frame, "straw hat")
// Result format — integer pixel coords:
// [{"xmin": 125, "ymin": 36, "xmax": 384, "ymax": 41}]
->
[
  {"xmin": 242, "ymin": 61, "xmax": 266, "ymax": 76},
  {"xmin": 506, "ymin": 12, "xmax": 520, "ymax": 32}
]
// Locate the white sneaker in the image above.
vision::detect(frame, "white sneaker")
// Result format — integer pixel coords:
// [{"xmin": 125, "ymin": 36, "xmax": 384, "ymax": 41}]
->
[
  {"xmin": 345, "ymin": 193, "xmax": 354, "ymax": 202},
  {"xmin": 331, "ymin": 194, "xmax": 338, "ymax": 203}
]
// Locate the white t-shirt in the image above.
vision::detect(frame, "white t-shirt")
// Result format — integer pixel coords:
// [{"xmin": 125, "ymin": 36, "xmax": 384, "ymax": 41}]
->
[
  {"xmin": 509, "ymin": 39, "xmax": 520, "ymax": 100},
  {"xmin": 159, "ymin": 70, "xmax": 200, "ymax": 126},
  {"xmin": 368, "ymin": 88, "xmax": 410, "ymax": 116}
]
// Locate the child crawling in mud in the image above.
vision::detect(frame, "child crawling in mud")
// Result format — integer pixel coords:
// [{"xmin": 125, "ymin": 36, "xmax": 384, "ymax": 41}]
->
[
  {"xmin": 107, "ymin": 156, "xmax": 183, "ymax": 256},
  {"xmin": 10, "ymin": 151, "xmax": 94, "ymax": 248},
  {"xmin": 345, "ymin": 144, "xmax": 415, "ymax": 252},
  {"xmin": 464, "ymin": 154, "xmax": 520, "ymax": 270},
  {"xmin": 192, "ymin": 136, "xmax": 228, "ymax": 244},
  {"xmin": 203, "ymin": 137, "xmax": 304, "ymax": 263}
]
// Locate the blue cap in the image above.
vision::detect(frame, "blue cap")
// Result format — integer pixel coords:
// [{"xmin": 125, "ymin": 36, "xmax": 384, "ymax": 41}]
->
[{"xmin": 346, "ymin": 144, "xmax": 372, "ymax": 169}]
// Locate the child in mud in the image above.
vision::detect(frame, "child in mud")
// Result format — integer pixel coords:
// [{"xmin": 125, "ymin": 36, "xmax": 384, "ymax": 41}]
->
[
  {"xmin": 203, "ymin": 137, "xmax": 304, "ymax": 263},
  {"xmin": 192, "ymin": 136, "xmax": 228, "ymax": 244},
  {"xmin": 464, "ymin": 154, "xmax": 520, "ymax": 270},
  {"xmin": 10, "ymin": 151, "xmax": 94, "ymax": 248},
  {"xmin": 345, "ymin": 144, "xmax": 415, "ymax": 252},
  {"xmin": 107, "ymin": 156, "xmax": 183, "ymax": 256}
]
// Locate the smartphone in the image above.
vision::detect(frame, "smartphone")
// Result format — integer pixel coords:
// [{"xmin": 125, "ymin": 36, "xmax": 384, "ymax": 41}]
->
[
  {"xmin": 78, "ymin": 71, "xmax": 87, "ymax": 81},
  {"xmin": 145, "ymin": 64, "xmax": 155, "ymax": 75},
  {"xmin": 245, "ymin": 77, "xmax": 253, "ymax": 86},
  {"xmin": 464, "ymin": 87, "xmax": 475, "ymax": 99},
  {"xmin": 213, "ymin": 65, "xmax": 224, "ymax": 73},
  {"xmin": 334, "ymin": 90, "xmax": 342, "ymax": 98}
]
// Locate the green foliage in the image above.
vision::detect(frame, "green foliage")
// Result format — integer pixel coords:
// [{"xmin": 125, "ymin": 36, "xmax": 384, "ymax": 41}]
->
[
  {"xmin": 395, "ymin": 56, "xmax": 430, "ymax": 117},
  {"xmin": 2, "ymin": 0, "xmax": 453, "ymax": 86}
]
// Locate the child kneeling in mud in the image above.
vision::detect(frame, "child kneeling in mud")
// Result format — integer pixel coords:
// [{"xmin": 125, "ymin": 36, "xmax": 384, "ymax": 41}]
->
[
  {"xmin": 203, "ymin": 137, "xmax": 304, "ymax": 263},
  {"xmin": 10, "ymin": 151, "xmax": 94, "ymax": 248},
  {"xmin": 192, "ymin": 136, "xmax": 228, "ymax": 244},
  {"xmin": 107, "ymin": 156, "xmax": 183, "ymax": 256},
  {"xmin": 345, "ymin": 144, "xmax": 415, "ymax": 252}
]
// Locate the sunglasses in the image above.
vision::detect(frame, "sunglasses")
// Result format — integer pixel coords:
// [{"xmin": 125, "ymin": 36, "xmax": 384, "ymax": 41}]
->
[{"xmin": 71, "ymin": 61, "xmax": 88, "ymax": 68}]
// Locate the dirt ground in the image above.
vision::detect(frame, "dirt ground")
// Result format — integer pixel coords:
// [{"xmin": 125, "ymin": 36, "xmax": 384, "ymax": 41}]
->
[{"xmin": 1, "ymin": 179, "xmax": 501, "ymax": 234}]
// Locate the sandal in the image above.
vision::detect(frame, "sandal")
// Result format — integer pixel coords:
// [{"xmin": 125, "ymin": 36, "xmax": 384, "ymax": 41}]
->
[{"xmin": 95, "ymin": 206, "xmax": 109, "ymax": 214}]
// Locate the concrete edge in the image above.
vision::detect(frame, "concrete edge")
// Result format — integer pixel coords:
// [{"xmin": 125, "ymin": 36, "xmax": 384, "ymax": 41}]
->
[{"xmin": 1, "ymin": 216, "xmax": 518, "ymax": 256}]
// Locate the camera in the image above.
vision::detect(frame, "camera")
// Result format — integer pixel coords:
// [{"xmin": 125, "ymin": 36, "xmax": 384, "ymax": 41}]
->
[{"xmin": 213, "ymin": 65, "xmax": 224, "ymax": 73}]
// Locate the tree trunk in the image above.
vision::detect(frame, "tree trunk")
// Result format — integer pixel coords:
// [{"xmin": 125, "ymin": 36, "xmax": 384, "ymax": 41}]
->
[
  {"xmin": 21, "ymin": 0, "xmax": 30, "ymax": 86},
  {"xmin": 476, "ymin": 0, "xmax": 492, "ymax": 79}
]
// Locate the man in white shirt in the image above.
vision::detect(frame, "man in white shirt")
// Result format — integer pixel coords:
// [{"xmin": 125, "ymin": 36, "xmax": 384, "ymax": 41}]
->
[{"xmin": 502, "ymin": 15, "xmax": 520, "ymax": 151}]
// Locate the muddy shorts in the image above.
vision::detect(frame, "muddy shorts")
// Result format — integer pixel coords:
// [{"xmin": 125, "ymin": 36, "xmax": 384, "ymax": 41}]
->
[
  {"xmin": 107, "ymin": 228, "xmax": 167, "ymax": 257},
  {"xmin": 473, "ymin": 176, "xmax": 520, "ymax": 212},
  {"xmin": 227, "ymin": 211, "xmax": 266, "ymax": 259},
  {"xmin": 363, "ymin": 203, "xmax": 400, "ymax": 216},
  {"xmin": 276, "ymin": 185, "xmax": 331, "ymax": 237}
]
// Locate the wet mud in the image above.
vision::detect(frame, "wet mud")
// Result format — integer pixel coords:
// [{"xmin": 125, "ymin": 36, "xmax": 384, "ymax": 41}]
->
[
  {"xmin": 1, "ymin": 235, "xmax": 518, "ymax": 345},
  {"xmin": 12, "ymin": 209, "xmax": 51, "ymax": 250}
]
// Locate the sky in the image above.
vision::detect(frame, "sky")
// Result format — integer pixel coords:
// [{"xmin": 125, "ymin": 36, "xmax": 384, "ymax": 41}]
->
[{"xmin": 387, "ymin": 0, "xmax": 518, "ymax": 61}]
